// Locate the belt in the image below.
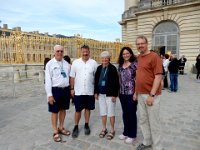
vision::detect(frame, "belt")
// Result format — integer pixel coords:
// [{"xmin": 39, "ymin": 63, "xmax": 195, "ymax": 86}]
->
[{"xmin": 52, "ymin": 86, "xmax": 69, "ymax": 90}]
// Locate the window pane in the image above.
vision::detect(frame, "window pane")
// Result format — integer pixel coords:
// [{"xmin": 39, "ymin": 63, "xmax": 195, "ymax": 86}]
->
[
  {"xmin": 159, "ymin": 36, "xmax": 164, "ymax": 45},
  {"xmin": 153, "ymin": 21, "xmax": 178, "ymax": 55}
]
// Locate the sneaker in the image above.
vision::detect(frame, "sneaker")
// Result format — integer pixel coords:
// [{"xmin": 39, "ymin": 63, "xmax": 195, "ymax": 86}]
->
[
  {"xmin": 124, "ymin": 137, "xmax": 136, "ymax": 144},
  {"xmin": 84, "ymin": 125, "xmax": 91, "ymax": 135},
  {"xmin": 137, "ymin": 143, "xmax": 151, "ymax": 150},
  {"xmin": 118, "ymin": 134, "xmax": 127, "ymax": 140},
  {"xmin": 168, "ymin": 90, "xmax": 173, "ymax": 93},
  {"xmin": 72, "ymin": 126, "xmax": 79, "ymax": 138}
]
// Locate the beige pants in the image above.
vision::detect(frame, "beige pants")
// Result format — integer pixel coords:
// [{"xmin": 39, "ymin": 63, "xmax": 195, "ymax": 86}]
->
[{"xmin": 138, "ymin": 94, "xmax": 163, "ymax": 150}]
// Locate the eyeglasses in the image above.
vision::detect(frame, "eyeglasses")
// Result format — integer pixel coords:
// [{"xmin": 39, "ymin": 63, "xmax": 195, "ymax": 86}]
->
[
  {"xmin": 136, "ymin": 43, "xmax": 147, "ymax": 46},
  {"xmin": 122, "ymin": 53, "xmax": 130, "ymax": 56},
  {"xmin": 56, "ymin": 50, "xmax": 63, "ymax": 53}
]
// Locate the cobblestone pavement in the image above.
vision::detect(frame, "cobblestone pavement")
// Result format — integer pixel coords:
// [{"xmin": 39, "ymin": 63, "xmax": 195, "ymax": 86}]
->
[{"xmin": 0, "ymin": 74, "xmax": 200, "ymax": 150}]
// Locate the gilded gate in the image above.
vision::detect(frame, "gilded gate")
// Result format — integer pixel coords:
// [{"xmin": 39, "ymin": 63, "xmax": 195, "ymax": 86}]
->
[{"xmin": 0, "ymin": 29, "xmax": 132, "ymax": 64}]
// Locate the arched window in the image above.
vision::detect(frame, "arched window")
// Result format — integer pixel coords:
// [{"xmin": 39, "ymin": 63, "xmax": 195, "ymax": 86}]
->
[{"xmin": 153, "ymin": 21, "xmax": 179, "ymax": 55}]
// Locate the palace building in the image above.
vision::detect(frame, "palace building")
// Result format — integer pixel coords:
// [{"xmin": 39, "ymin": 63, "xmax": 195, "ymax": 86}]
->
[{"xmin": 120, "ymin": 0, "xmax": 200, "ymax": 72}]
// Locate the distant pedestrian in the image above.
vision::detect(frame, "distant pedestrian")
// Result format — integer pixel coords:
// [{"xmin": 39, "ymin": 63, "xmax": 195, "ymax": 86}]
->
[
  {"xmin": 168, "ymin": 54, "xmax": 179, "ymax": 92},
  {"xmin": 64, "ymin": 55, "xmax": 71, "ymax": 64},
  {"xmin": 44, "ymin": 57, "xmax": 51, "ymax": 84},
  {"xmin": 178, "ymin": 55, "xmax": 187, "ymax": 75},
  {"xmin": 70, "ymin": 45, "xmax": 98, "ymax": 138},
  {"xmin": 45, "ymin": 45, "xmax": 71, "ymax": 142},
  {"xmin": 163, "ymin": 54, "xmax": 170, "ymax": 88},
  {"xmin": 118, "ymin": 47, "xmax": 138, "ymax": 144},
  {"xmin": 44, "ymin": 57, "xmax": 50, "ymax": 70},
  {"xmin": 195, "ymin": 54, "xmax": 200, "ymax": 81},
  {"xmin": 135, "ymin": 35, "xmax": 163, "ymax": 150},
  {"xmin": 64, "ymin": 55, "xmax": 74, "ymax": 104},
  {"xmin": 95, "ymin": 51, "xmax": 119, "ymax": 140}
]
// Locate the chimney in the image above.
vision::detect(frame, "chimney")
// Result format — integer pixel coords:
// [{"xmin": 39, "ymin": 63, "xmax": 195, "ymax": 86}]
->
[
  {"xmin": 3, "ymin": 24, "xmax": 8, "ymax": 29},
  {"xmin": 44, "ymin": 32, "xmax": 48, "ymax": 36},
  {"xmin": 16, "ymin": 27, "xmax": 21, "ymax": 31}
]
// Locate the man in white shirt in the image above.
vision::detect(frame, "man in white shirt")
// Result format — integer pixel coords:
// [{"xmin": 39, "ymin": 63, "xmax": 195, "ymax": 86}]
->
[
  {"xmin": 70, "ymin": 45, "xmax": 98, "ymax": 138},
  {"xmin": 45, "ymin": 45, "xmax": 71, "ymax": 142}
]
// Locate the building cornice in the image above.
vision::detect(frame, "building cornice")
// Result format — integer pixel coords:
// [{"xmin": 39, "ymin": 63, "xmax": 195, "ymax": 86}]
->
[{"xmin": 121, "ymin": 0, "xmax": 200, "ymax": 23}]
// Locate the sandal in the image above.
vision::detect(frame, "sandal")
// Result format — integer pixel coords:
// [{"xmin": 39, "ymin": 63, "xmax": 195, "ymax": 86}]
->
[
  {"xmin": 53, "ymin": 132, "xmax": 61, "ymax": 142},
  {"xmin": 99, "ymin": 129, "xmax": 108, "ymax": 138},
  {"xmin": 107, "ymin": 131, "xmax": 115, "ymax": 140},
  {"xmin": 58, "ymin": 128, "xmax": 71, "ymax": 136}
]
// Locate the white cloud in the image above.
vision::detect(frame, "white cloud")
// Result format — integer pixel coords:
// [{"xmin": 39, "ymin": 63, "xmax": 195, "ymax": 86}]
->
[{"xmin": 0, "ymin": 0, "xmax": 124, "ymax": 41}]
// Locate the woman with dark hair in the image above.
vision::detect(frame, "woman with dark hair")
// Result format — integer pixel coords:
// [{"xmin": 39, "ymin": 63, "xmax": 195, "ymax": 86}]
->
[{"xmin": 118, "ymin": 47, "xmax": 138, "ymax": 144}]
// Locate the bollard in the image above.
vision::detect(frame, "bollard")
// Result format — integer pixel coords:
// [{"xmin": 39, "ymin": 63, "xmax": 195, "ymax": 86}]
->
[
  {"xmin": 14, "ymin": 70, "xmax": 20, "ymax": 83},
  {"xmin": 39, "ymin": 70, "xmax": 44, "ymax": 82}
]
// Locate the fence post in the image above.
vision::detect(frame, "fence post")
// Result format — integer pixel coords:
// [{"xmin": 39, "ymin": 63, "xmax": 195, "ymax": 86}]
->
[
  {"xmin": 12, "ymin": 67, "xmax": 16, "ymax": 98},
  {"xmin": 14, "ymin": 70, "xmax": 20, "ymax": 83}
]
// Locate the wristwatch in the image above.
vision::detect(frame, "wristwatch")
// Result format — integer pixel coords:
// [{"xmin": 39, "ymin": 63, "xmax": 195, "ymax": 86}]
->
[{"xmin": 149, "ymin": 94, "xmax": 155, "ymax": 97}]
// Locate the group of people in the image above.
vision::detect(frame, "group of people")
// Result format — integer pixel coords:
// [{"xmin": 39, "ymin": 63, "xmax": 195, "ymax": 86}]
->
[
  {"xmin": 162, "ymin": 54, "xmax": 180, "ymax": 92},
  {"xmin": 161, "ymin": 53, "xmax": 190, "ymax": 92},
  {"xmin": 45, "ymin": 35, "xmax": 164, "ymax": 150}
]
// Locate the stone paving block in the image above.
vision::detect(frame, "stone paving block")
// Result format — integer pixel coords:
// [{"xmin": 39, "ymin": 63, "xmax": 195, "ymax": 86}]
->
[
  {"xmin": 87, "ymin": 145, "xmax": 103, "ymax": 150},
  {"xmin": 175, "ymin": 144, "xmax": 194, "ymax": 150},
  {"xmin": 32, "ymin": 147, "xmax": 49, "ymax": 150},
  {"xmin": 113, "ymin": 143, "xmax": 134, "ymax": 150},
  {"xmin": 0, "ymin": 145, "xmax": 8, "ymax": 150},
  {"xmin": 77, "ymin": 140, "xmax": 91, "ymax": 150}
]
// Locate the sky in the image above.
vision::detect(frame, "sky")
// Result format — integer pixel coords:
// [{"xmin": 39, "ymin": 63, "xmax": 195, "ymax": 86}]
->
[{"xmin": 0, "ymin": 0, "xmax": 124, "ymax": 42}]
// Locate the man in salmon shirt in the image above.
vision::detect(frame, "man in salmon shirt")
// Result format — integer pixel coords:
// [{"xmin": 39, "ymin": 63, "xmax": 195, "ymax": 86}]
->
[{"xmin": 134, "ymin": 35, "xmax": 163, "ymax": 150}]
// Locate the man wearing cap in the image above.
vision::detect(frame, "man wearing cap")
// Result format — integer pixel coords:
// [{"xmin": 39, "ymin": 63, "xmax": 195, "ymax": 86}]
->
[
  {"xmin": 94, "ymin": 51, "xmax": 119, "ymax": 140},
  {"xmin": 70, "ymin": 45, "xmax": 98, "ymax": 138},
  {"xmin": 45, "ymin": 45, "xmax": 71, "ymax": 142}
]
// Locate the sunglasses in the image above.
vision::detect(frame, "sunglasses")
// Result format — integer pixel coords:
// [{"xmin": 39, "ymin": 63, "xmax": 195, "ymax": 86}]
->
[{"xmin": 56, "ymin": 50, "xmax": 63, "ymax": 53}]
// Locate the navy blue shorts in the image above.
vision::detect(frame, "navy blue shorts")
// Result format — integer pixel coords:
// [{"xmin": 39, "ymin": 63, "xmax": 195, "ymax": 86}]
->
[
  {"xmin": 48, "ymin": 87, "xmax": 70, "ymax": 113},
  {"xmin": 74, "ymin": 95, "xmax": 95, "ymax": 112}
]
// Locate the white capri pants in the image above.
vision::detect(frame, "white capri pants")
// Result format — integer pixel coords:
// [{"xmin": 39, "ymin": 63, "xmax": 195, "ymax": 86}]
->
[{"xmin": 98, "ymin": 94, "xmax": 116, "ymax": 117}]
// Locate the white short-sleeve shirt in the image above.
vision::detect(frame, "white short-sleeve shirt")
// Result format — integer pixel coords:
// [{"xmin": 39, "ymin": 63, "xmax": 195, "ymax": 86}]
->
[
  {"xmin": 70, "ymin": 58, "xmax": 98, "ymax": 95},
  {"xmin": 45, "ymin": 57, "xmax": 70, "ymax": 97},
  {"xmin": 163, "ymin": 59, "xmax": 170, "ymax": 72}
]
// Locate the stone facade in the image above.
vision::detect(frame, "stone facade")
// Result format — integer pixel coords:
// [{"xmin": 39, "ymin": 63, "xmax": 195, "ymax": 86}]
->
[{"xmin": 120, "ymin": 0, "xmax": 200, "ymax": 72}]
